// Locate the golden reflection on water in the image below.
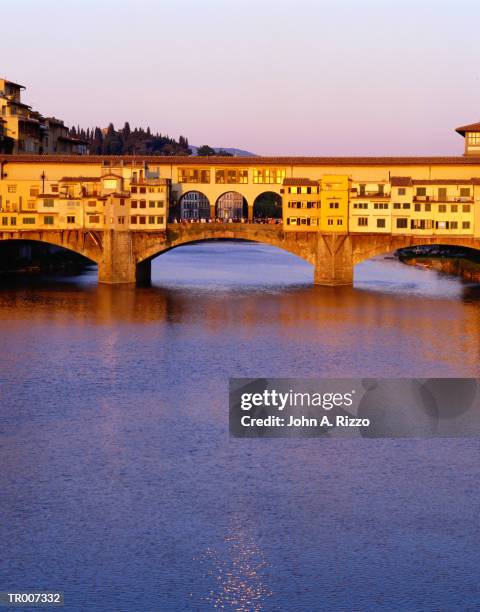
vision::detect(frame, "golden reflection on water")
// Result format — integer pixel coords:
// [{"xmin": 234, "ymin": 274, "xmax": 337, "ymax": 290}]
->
[
  {"xmin": 193, "ymin": 515, "xmax": 272, "ymax": 610},
  {"xmin": 0, "ymin": 277, "xmax": 479, "ymax": 374}
]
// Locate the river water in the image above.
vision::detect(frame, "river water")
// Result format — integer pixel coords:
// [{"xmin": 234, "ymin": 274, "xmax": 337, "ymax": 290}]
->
[{"xmin": 0, "ymin": 242, "xmax": 479, "ymax": 611}]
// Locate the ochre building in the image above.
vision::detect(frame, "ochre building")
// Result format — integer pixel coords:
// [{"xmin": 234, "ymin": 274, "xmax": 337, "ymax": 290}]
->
[{"xmin": 1, "ymin": 121, "xmax": 480, "ymax": 285}]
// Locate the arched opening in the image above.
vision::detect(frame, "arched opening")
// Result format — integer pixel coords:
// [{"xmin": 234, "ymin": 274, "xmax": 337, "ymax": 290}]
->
[
  {"xmin": 145, "ymin": 239, "xmax": 312, "ymax": 288},
  {"xmin": 215, "ymin": 192, "xmax": 248, "ymax": 221},
  {"xmin": 177, "ymin": 190, "xmax": 211, "ymax": 221},
  {"xmin": 394, "ymin": 244, "xmax": 480, "ymax": 283},
  {"xmin": 353, "ymin": 243, "xmax": 480, "ymax": 296},
  {"xmin": 0, "ymin": 239, "xmax": 96, "ymax": 278},
  {"xmin": 253, "ymin": 191, "xmax": 282, "ymax": 221}
]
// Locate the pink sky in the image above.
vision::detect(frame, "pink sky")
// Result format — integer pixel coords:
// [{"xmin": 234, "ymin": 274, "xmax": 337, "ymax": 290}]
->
[{"xmin": 2, "ymin": 0, "xmax": 480, "ymax": 156}]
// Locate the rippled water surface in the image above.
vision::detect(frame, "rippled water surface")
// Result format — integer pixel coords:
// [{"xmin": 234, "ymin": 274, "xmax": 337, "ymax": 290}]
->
[{"xmin": 1, "ymin": 242, "xmax": 480, "ymax": 611}]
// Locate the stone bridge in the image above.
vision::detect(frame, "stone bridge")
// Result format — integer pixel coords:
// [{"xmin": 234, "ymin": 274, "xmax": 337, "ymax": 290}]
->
[{"xmin": 1, "ymin": 224, "xmax": 480, "ymax": 285}]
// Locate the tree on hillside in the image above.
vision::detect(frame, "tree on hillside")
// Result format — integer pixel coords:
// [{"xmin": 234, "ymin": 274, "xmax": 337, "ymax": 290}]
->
[
  {"xmin": 197, "ymin": 144, "xmax": 217, "ymax": 156},
  {"xmin": 69, "ymin": 122, "xmax": 192, "ymax": 156}
]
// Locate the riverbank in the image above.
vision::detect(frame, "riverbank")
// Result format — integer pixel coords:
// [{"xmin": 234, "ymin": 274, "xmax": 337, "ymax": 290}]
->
[{"xmin": 401, "ymin": 256, "xmax": 480, "ymax": 282}]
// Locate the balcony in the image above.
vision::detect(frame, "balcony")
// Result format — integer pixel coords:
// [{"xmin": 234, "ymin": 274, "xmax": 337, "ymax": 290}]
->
[
  {"xmin": 351, "ymin": 190, "xmax": 389, "ymax": 199},
  {"xmin": 413, "ymin": 195, "xmax": 473, "ymax": 203}
]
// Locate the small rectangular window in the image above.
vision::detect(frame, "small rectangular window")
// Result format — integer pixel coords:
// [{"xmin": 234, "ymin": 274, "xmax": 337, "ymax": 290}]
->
[
  {"xmin": 43, "ymin": 216, "xmax": 54, "ymax": 225},
  {"xmin": 376, "ymin": 218, "xmax": 386, "ymax": 228},
  {"xmin": 67, "ymin": 216, "xmax": 75, "ymax": 223}
]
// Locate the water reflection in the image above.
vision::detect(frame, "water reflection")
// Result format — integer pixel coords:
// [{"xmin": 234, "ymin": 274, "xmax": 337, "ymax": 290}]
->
[
  {"xmin": 0, "ymin": 246, "xmax": 479, "ymax": 379},
  {"xmin": 193, "ymin": 515, "xmax": 272, "ymax": 610},
  {"xmin": 1, "ymin": 242, "xmax": 480, "ymax": 610}
]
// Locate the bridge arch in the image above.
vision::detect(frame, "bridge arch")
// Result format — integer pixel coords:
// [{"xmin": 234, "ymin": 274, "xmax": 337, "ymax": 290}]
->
[
  {"xmin": 177, "ymin": 190, "xmax": 211, "ymax": 221},
  {"xmin": 0, "ymin": 232, "xmax": 102, "ymax": 265},
  {"xmin": 215, "ymin": 191, "xmax": 248, "ymax": 221},
  {"xmin": 349, "ymin": 235, "xmax": 480, "ymax": 266},
  {"xmin": 133, "ymin": 224, "xmax": 314, "ymax": 267},
  {"xmin": 253, "ymin": 191, "xmax": 283, "ymax": 220}
]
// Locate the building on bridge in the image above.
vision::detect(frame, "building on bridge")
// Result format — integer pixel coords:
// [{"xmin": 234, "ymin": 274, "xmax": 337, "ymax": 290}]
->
[
  {"xmin": 0, "ymin": 119, "xmax": 479, "ymax": 285},
  {"xmin": 0, "ymin": 161, "xmax": 169, "ymax": 232}
]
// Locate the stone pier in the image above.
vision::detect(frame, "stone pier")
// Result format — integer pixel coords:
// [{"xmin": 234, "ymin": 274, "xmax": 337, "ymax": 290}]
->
[{"xmin": 313, "ymin": 234, "xmax": 353, "ymax": 285}]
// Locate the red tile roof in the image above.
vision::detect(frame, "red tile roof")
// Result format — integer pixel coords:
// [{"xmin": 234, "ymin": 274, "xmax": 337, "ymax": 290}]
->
[
  {"xmin": 2, "ymin": 79, "xmax": 25, "ymax": 90},
  {"xmin": 391, "ymin": 176, "xmax": 413, "ymax": 186},
  {"xmin": 1, "ymin": 155, "xmax": 480, "ymax": 166},
  {"xmin": 412, "ymin": 179, "xmax": 477, "ymax": 185},
  {"xmin": 455, "ymin": 122, "xmax": 480, "ymax": 136},
  {"xmin": 101, "ymin": 173, "xmax": 122, "ymax": 179}
]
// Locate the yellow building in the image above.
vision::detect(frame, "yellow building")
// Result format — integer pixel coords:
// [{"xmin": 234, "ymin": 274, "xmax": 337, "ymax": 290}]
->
[
  {"xmin": 1, "ymin": 118, "xmax": 480, "ymax": 240},
  {"xmin": 320, "ymin": 175, "xmax": 349, "ymax": 232},
  {"xmin": 456, "ymin": 121, "xmax": 480, "ymax": 157},
  {"xmin": 282, "ymin": 178, "xmax": 321, "ymax": 230},
  {"xmin": 0, "ymin": 78, "xmax": 88, "ymax": 155},
  {"xmin": 0, "ymin": 161, "xmax": 169, "ymax": 232},
  {"xmin": 349, "ymin": 178, "xmax": 391, "ymax": 233}
]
